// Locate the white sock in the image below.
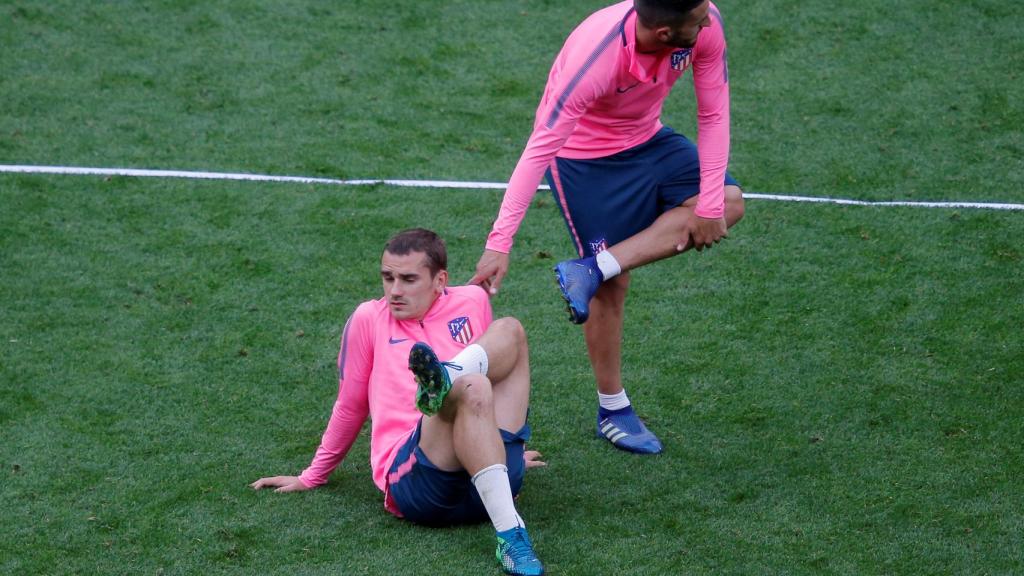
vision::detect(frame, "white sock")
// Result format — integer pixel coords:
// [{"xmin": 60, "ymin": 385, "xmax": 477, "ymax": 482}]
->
[
  {"xmin": 599, "ymin": 389, "xmax": 631, "ymax": 411},
  {"xmin": 446, "ymin": 343, "xmax": 488, "ymax": 382},
  {"xmin": 595, "ymin": 250, "xmax": 621, "ymax": 280},
  {"xmin": 471, "ymin": 464, "xmax": 523, "ymax": 532}
]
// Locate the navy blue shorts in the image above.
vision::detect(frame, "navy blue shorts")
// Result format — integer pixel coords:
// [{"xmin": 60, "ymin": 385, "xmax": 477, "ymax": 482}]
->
[
  {"xmin": 546, "ymin": 126, "xmax": 740, "ymax": 257},
  {"xmin": 385, "ymin": 419, "xmax": 531, "ymax": 526}
]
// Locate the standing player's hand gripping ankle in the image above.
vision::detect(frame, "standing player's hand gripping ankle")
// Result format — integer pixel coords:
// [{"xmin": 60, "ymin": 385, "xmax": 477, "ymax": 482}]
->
[{"xmin": 680, "ymin": 215, "xmax": 728, "ymax": 252}]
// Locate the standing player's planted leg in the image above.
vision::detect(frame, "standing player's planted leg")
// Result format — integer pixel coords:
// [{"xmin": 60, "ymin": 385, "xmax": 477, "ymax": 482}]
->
[
  {"xmin": 553, "ymin": 186, "xmax": 744, "ymax": 454},
  {"xmin": 551, "ymin": 267, "xmax": 665, "ymax": 454},
  {"xmin": 584, "ymin": 273, "xmax": 664, "ymax": 454},
  {"xmin": 584, "ymin": 273, "xmax": 629, "ymax": 397}
]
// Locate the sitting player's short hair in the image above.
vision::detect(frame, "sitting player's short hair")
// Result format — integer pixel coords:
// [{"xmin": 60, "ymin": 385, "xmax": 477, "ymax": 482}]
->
[
  {"xmin": 384, "ymin": 228, "xmax": 448, "ymax": 277},
  {"xmin": 634, "ymin": 0, "xmax": 705, "ymax": 28}
]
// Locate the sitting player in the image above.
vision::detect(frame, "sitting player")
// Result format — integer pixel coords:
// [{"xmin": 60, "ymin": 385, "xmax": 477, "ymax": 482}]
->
[{"xmin": 251, "ymin": 228, "xmax": 544, "ymax": 575}]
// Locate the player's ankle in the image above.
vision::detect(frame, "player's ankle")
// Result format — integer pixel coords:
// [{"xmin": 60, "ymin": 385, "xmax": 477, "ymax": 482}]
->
[
  {"xmin": 594, "ymin": 250, "xmax": 620, "ymax": 280},
  {"xmin": 598, "ymin": 389, "xmax": 630, "ymax": 412}
]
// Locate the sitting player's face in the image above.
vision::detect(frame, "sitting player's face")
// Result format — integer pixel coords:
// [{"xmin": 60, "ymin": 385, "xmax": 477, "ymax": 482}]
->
[{"xmin": 381, "ymin": 250, "xmax": 447, "ymax": 321}]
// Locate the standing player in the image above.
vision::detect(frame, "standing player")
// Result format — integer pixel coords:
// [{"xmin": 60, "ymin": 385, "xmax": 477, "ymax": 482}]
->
[
  {"xmin": 471, "ymin": 0, "xmax": 745, "ymax": 455},
  {"xmin": 253, "ymin": 229, "xmax": 544, "ymax": 576}
]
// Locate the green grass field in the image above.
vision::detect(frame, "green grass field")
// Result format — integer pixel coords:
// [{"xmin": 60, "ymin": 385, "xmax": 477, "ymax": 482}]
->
[{"xmin": 2, "ymin": 1, "xmax": 1022, "ymax": 574}]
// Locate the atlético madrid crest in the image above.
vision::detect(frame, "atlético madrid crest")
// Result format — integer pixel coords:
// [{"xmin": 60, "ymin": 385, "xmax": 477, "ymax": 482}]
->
[
  {"xmin": 448, "ymin": 316, "xmax": 473, "ymax": 344},
  {"xmin": 671, "ymin": 49, "xmax": 693, "ymax": 71}
]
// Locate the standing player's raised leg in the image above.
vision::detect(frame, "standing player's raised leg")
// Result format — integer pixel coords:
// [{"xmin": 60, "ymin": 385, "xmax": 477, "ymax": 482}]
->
[
  {"xmin": 554, "ymin": 185, "xmax": 744, "ymax": 324},
  {"xmin": 607, "ymin": 185, "xmax": 745, "ymax": 270}
]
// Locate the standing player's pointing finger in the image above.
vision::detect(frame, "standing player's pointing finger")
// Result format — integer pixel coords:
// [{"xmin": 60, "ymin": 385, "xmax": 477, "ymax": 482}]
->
[{"xmin": 469, "ymin": 249, "xmax": 510, "ymax": 296}]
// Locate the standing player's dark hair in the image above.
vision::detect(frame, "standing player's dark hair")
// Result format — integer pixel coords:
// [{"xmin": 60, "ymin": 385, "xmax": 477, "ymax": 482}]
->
[
  {"xmin": 383, "ymin": 228, "xmax": 448, "ymax": 277},
  {"xmin": 634, "ymin": 0, "xmax": 706, "ymax": 28}
]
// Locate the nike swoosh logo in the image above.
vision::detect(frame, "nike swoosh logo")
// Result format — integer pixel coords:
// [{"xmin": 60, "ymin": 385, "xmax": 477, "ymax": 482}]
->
[
  {"xmin": 616, "ymin": 82, "xmax": 641, "ymax": 93},
  {"xmin": 389, "ymin": 337, "xmax": 410, "ymax": 345}
]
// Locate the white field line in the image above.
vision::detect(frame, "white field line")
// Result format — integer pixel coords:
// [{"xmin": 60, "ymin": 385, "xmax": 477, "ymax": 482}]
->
[{"xmin": 2, "ymin": 164, "xmax": 1023, "ymax": 211}]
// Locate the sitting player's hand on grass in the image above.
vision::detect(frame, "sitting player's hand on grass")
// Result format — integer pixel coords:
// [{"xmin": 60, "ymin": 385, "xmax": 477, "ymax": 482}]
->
[
  {"xmin": 524, "ymin": 449, "xmax": 546, "ymax": 469},
  {"xmin": 469, "ymin": 249, "xmax": 510, "ymax": 296},
  {"xmin": 250, "ymin": 475, "xmax": 311, "ymax": 493}
]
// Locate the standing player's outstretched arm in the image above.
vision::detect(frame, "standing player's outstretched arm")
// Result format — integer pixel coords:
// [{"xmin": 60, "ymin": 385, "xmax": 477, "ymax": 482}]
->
[{"xmin": 473, "ymin": 35, "xmax": 611, "ymax": 295}]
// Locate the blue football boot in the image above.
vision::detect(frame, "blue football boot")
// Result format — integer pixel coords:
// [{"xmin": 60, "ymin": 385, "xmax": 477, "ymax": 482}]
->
[
  {"xmin": 495, "ymin": 526, "xmax": 544, "ymax": 576},
  {"xmin": 553, "ymin": 257, "xmax": 602, "ymax": 324},
  {"xmin": 597, "ymin": 405, "xmax": 663, "ymax": 454}
]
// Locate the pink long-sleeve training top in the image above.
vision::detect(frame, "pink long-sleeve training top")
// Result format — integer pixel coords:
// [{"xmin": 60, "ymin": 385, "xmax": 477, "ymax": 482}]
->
[
  {"xmin": 486, "ymin": 0, "xmax": 731, "ymax": 253},
  {"xmin": 298, "ymin": 286, "xmax": 493, "ymax": 511}
]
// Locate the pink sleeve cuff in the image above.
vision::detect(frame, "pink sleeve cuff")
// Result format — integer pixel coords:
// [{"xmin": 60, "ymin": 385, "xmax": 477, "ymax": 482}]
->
[
  {"xmin": 694, "ymin": 202, "xmax": 725, "ymax": 219},
  {"xmin": 484, "ymin": 230, "xmax": 513, "ymax": 254},
  {"xmin": 298, "ymin": 471, "xmax": 322, "ymax": 488}
]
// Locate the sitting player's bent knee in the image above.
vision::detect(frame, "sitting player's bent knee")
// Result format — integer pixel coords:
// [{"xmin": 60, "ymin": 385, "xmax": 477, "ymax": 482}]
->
[
  {"xmin": 454, "ymin": 374, "xmax": 494, "ymax": 413},
  {"xmin": 490, "ymin": 317, "xmax": 526, "ymax": 346}
]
